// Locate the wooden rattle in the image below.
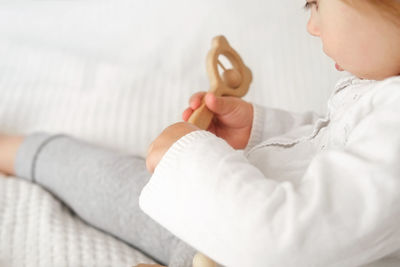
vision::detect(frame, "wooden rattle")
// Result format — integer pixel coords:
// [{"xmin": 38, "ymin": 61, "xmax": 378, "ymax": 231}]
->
[
  {"xmin": 192, "ymin": 253, "xmax": 217, "ymax": 267},
  {"xmin": 188, "ymin": 35, "xmax": 252, "ymax": 130},
  {"xmin": 189, "ymin": 36, "xmax": 253, "ymax": 267}
]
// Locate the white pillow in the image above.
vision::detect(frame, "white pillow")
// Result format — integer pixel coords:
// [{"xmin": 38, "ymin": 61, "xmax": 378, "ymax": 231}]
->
[{"xmin": 0, "ymin": 0, "xmax": 345, "ymax": 157}]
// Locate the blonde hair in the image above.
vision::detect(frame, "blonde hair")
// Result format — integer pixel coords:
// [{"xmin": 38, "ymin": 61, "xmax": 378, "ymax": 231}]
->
[{"xmin": 340, "ymin": 0, "xmax": 400, "ymax": 26}]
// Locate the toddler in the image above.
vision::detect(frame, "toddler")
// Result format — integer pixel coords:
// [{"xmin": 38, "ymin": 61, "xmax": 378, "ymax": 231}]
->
[{"xmin": 1, "ymin": 0, "xmax": 400, "ymax": 266}]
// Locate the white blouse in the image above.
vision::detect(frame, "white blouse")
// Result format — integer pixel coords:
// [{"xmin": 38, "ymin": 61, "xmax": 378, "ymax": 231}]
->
[{"xmin": 140, "ymin": 75, "xmax": 400, "ymax": 267}]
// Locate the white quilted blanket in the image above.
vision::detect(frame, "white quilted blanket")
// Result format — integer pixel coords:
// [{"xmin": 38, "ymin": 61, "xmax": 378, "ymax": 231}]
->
[{"xmin": 0, "ymin": 175, "xmax": 156, "ymax": 267}]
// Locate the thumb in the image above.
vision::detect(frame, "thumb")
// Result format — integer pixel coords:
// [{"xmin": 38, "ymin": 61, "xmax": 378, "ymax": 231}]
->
[{"xmin": 204, "ymin": 93, "xmax": 238, "ymax": 116}]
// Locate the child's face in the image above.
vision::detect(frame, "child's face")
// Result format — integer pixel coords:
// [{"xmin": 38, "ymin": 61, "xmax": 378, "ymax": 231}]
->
[{"xmin": 306, "ymin": 0, "xmax": 400, "ymax": 80}]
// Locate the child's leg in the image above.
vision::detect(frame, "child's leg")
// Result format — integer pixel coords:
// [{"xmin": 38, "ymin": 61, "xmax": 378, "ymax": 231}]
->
[
  {"xmin": 0, "ymin": 134, "xmax": 24, "ymax": 175},
  {"xmin": 13, "ymin": 133, "xmax": 196, "ymax": 267}
]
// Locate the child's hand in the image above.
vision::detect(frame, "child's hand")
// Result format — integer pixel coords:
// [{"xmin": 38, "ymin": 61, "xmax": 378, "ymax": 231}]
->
[
  {"xmin": 146, "ymin": 122, "xmax": 200, "ymax": 173},
  {"xmin": 182, "ymin": 92, "xmax": 253, "ymax": 149}
]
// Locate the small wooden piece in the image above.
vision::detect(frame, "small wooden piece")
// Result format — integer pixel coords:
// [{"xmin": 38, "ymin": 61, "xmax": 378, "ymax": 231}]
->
[
  {"xmin": 188, "ymin": 35, "xmax": 252, "ymax": 130},
  {"xmin": 192, "ymin": 252, "xmax": 217, "ymax": 267}
]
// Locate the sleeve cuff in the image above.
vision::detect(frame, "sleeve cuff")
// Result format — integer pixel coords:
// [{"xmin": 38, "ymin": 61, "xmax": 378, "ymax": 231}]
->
[
  {"xmin": 154, "ymin": 130, "xmax": 216, "ymax": 175},
  {"xmin": 15, "ymin": 132, "xmax": 64, "ymax": 182},
  {"xmin": 244, "ymin": 103, "xmax": 265, "ymax": 153},
  {"xmin": 139, "ymin": 129, "xmax": 232, "ymax": 229}
]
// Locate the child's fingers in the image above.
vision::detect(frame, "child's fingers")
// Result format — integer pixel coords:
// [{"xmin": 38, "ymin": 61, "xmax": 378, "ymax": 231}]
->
[
  {"xmin": 205, "ymin": 92, "xmax": 237, "ymax": 116},
  {"xmin": 183, "ymin": 91, "xmax": 206, "ymax": 122},
  {"xmin": 189, "ymin": 92, "xmax": 206, "ymax": 109},
  {"xmin": 182, "ymin": 107, "xmax": 194, "ymax": 121}
]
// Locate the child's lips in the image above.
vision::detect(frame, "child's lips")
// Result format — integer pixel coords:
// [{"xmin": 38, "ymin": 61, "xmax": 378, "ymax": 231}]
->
[{"xmin": 335, "ymin": 63, "xmax": 344, "ymax": 71}]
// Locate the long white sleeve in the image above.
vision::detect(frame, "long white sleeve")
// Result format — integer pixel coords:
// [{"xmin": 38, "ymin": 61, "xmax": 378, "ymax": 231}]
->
[
  {"xmin": 244, "ymin": 75, "xmax": 360, "ymax": 152},
  {"xmin": 245, "ymin": 104, "xmax": 323, "ymax": 151}
]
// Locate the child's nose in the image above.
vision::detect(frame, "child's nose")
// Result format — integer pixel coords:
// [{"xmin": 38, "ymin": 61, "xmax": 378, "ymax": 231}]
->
[{"xmin": 307, "ymin": 18, "xmax": 320, "ymax": 37}]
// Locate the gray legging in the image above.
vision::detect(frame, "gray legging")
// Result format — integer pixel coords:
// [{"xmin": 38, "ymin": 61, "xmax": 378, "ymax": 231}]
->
[{"xmin": 15, "ymin": 133, "xmax": 197, "ymax": 267}]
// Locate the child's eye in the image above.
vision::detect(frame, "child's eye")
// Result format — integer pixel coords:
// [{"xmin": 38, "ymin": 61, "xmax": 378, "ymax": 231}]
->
[{"xmin": 304, "ymin": 1, "xmax": 318, "ymax": 10}]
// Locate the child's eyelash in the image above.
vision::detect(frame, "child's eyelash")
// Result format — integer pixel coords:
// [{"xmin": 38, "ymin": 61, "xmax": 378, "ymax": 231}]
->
[{"xmin": 304, "ymin": 1, "xmax": 317, "ymax": 10}]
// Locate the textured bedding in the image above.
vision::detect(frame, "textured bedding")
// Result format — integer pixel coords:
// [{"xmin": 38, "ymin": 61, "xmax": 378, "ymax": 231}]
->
[{"xmin": 0, "ymin": 174, "xmax": 156, "ymax": 267}]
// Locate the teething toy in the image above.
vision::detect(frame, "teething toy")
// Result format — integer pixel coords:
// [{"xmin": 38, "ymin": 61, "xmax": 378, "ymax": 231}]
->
[
  {"xmin": 192, "ymin": 253, "xmax": 217, "ymax": 267},
  {"xmin": 189, "ymin": 36, "xmax": 253, "ymax": 267},
  {"xmin": 188, "ymin": 35, "xmax": 253, "ymax": 130}
]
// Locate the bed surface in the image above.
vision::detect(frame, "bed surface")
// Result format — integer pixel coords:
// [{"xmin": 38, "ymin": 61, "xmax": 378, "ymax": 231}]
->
[{"xmin": 0, "ymin": 175, "xmax": 155, "ymax": 267}]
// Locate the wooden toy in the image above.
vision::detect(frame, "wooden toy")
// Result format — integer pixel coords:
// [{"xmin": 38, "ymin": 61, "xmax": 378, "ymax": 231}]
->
[
  {"xmin": 188, "ymin": 35, "xmax": 252, "ymax": 130},
  {"xmin": 192, "ymin": 253, "xmax": 217, "ymax": 267},
  {"xmin": 189, "ymin": 36, "xmax": 253, "ymax": 267}
]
